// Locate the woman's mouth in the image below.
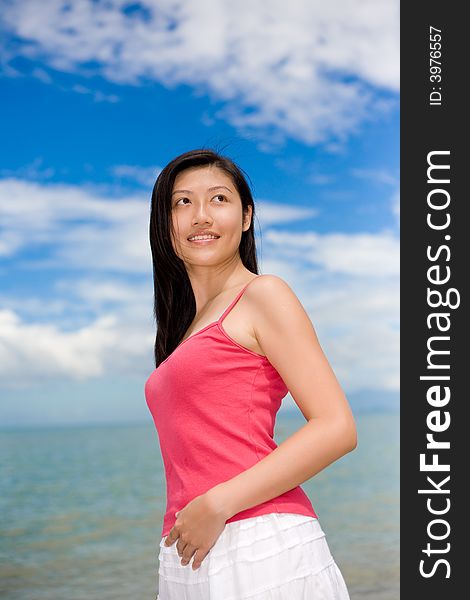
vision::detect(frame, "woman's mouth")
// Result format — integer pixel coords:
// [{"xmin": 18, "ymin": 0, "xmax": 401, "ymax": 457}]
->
[{"xmin": 187, "ymin": 234, "xmax": 220, "ymax": 245}]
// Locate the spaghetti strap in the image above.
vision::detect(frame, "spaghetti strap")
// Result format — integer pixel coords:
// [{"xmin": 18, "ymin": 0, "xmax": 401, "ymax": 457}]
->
[{"xmin": 217, "ymin": 275, "xmax": 262, "ymax": 325}]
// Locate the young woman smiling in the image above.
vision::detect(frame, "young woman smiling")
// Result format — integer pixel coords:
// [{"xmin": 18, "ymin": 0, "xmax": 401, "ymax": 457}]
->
[{"xmin": 145, "ymin": 148, "xmax": 356, "ymax": 599}]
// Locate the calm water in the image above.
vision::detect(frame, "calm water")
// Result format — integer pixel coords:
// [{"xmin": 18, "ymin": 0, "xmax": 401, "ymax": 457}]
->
[{"xmin": 0, "ymin": 412, "xmax": 399, "ymax": 599}]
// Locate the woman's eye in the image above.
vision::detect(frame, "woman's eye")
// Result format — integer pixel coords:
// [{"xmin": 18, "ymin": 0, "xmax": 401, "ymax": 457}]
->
[{"xmin": 175, "ymin": 195, "xmax": 226, "ymax": 206}]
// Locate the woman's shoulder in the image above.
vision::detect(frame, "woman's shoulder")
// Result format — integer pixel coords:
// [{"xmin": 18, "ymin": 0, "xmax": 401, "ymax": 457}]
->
[
  {"xmin": 248, "ymin": 273, "xmax": 296, "ymax": 294},
  {"xmin": 245, "ymin": 274, "xmax": 302, "ymax": 312},
  {"xmin": 243, "ymin": 274, "xmax": 313, "ymax": 361}
]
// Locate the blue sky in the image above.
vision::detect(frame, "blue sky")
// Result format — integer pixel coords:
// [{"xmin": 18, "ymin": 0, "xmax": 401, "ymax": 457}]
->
[{"xmin": 0, "ymin": 0, "xmax": 399, "ymax": 426}]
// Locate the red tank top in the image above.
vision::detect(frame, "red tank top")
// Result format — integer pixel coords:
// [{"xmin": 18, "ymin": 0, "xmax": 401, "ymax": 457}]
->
[{"xmin": 144, "ymin": 275, "xmax": 317, "ymax": 537}]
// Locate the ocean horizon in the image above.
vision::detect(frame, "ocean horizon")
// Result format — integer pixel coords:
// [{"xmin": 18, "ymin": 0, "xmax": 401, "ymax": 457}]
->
[{"xmin": 1, "ymin": 410, "xmax": 399, "ymax": 599}]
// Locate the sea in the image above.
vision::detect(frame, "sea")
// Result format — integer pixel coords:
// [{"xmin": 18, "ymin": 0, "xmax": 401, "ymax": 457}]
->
[{"xmin": 0, "ymin": 411, "xmax": 399, "ymax": 599}]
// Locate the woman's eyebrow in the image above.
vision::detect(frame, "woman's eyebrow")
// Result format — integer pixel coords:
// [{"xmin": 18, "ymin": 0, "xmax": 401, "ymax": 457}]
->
[{"xmin": 172, "ymin": 185, "xmax": 233, "ymax": 195}]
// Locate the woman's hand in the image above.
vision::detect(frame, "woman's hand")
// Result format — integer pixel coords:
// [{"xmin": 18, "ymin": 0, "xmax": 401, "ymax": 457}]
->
[{"xmin": 163, "ymin": 488, "xmax": 229, "ymax": 570}]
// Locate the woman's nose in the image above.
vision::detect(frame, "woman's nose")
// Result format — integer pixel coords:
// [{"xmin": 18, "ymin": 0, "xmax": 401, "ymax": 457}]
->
[{"xmin": 192, "ymin": 203, "xmax": 212, "ymax": 224}]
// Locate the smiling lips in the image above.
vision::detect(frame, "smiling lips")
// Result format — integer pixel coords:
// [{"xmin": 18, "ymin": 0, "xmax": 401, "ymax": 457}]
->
[
  {"xmin": 188, "ymin": 234, "xmax": 219, "ymax": 241},
  {"xmin": 187, "ymin": 230, "xmax": 221, "ymax": 243},
  {"xmin": 187, "ymin": 229, "xmax": 220, "ymax": 242}
]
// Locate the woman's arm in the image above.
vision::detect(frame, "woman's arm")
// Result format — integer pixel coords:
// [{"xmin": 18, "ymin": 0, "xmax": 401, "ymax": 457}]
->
[
  {"xmin": 209, "ymin": 416, "xmax": 356, "ymax": 520},
  {"xmin": 208, "ymin": 274, "xmax": 357, "ymax": 519}
]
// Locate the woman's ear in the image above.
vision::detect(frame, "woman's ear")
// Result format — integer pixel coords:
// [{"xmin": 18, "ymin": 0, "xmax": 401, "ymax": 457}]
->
[{"xmin": 243, "ymin": 205, "xmax": 253, "ymax": 231}]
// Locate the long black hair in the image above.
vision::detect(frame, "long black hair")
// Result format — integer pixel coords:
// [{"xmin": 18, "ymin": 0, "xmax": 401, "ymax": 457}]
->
[{"xmin": 149, "ymin": 148, "xmax": 260, "ymax": 367}]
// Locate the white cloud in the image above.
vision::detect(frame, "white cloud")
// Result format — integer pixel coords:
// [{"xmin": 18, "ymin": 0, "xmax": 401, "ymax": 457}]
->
[
  {"xmin": 0, "ymin": 178, "xmax": 151, "ymax": 271},
  {"xmin": 110, "ymin": 164, "xmax": 162, "ymax": 187},
  {"xmin": 0, "ymin": 308, "xmax": 153, "ymax": 386},
  {"xmin": 274, "ymin": 156, "xmax": 336, "ymax": 186},
  {"xmin": 0, "ymin": 157, "xmax": 55, "ymax": 181},
  {"xmin": 31, "ymin": 67, "xmax": 52, "ymax": 83},
  {"xmin": 254, "ymin": 200, "xmax": 319, "ymax": 226},
  {"xmin": 262, "ymin": 229, "xmax": 399, "ymax": 276},
  {"xmin": 71, "ymin": 84, "xmax": 119, "ymax": 103},
  {"xmin": 1, "ymin": 0, "xmax": 399, "ymax": 147},
  {"xmin": 350, "ymin": 167, "xmax": 398, "ymax": 186}
]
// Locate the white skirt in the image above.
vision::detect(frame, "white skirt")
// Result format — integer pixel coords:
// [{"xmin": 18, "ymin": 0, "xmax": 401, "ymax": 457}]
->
[{"xmin": 156, "ymin": 513, "xmax": 351, "ymax": 599}]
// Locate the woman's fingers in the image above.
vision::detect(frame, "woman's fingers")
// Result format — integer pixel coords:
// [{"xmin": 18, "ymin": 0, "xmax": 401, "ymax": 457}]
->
[
  {"xmin": 175, "ymin": 539, "xmax": 206, "ymax": 568},
  {"xmin": 164, "ymin": 511, "xmax": 181, "ymax": 547},
  {"xmin": 176, "ymin": 537, "xmax": 186, "ymax": 557},
  {"xmin": 164, "ymin": 527, "xmax": 179, "ymax": 547},
  {"xmin": 192, "ymin": 546, "xmax": 210, "ymax": 570},
  {"xmin": 179, "ymin": 543, "xmax": 197, "ymax": 566}
]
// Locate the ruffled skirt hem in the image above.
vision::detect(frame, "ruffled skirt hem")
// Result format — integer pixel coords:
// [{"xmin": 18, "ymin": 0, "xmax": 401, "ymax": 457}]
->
[{"xmin": 156, "ymin": 513, "xmax": 350, "ymax": 600}]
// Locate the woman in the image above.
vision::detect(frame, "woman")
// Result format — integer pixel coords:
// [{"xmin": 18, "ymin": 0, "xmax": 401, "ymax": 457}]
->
[{"xmin": 145, "ymin": 148, "xmax": 356, "ymax": 599}]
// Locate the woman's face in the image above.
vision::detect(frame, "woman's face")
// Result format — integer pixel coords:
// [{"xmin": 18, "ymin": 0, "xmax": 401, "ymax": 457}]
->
[{"xmin": 170, "ymin": 165, "xmax": 252, "ymax": 267}]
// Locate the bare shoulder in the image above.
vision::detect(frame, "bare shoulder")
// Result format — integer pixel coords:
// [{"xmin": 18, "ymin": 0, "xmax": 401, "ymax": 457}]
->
[
  {"xmin": 247, "ymin": 273, "xmax": 297, "ymax": 297},
  {"xmin": 245, "ymin": 274, "xmax": 306, "ymax": 318},
  {"xmin": 243, "ymin": 273, "xmax": 312, "ymax": 350}
]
